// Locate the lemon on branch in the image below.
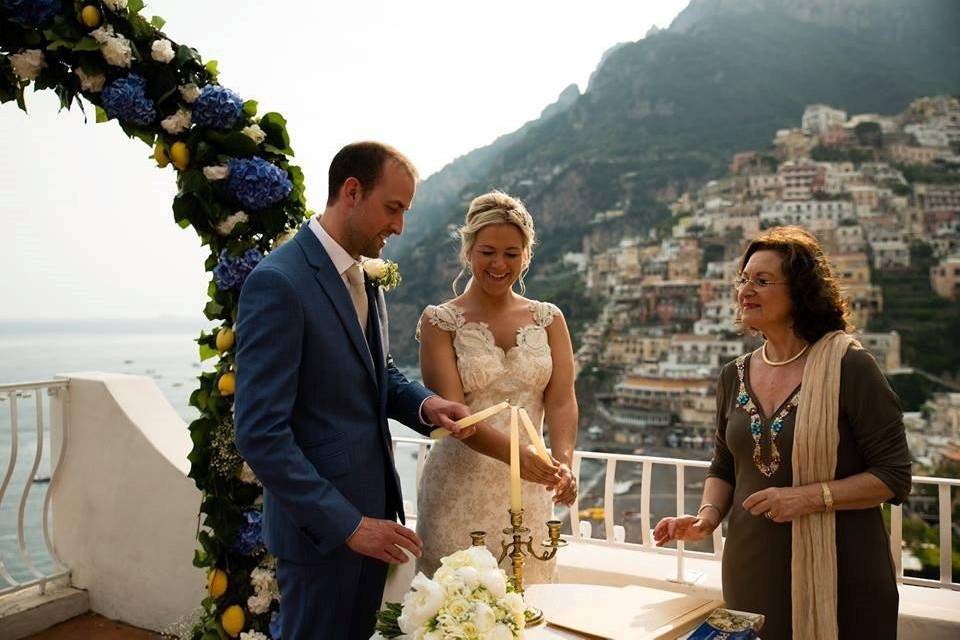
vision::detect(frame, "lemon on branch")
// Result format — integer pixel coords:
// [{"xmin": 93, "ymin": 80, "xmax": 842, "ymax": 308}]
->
[
  {"xmin": 169, "ymin": 141, "xmax": 190, "ymax": 171},
  {"xmin": 220, "ymin": 605, "xmax": 245, "ymax": 637},
  {"xmin": 206, "ymin": 568, "xmax": 227, "ymax": 599}
]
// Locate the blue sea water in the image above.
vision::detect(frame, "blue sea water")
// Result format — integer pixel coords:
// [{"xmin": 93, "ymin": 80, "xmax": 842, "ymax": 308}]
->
[{"xmin": 0, "ymin": 318, "xmax": 424, "ymax": 587}]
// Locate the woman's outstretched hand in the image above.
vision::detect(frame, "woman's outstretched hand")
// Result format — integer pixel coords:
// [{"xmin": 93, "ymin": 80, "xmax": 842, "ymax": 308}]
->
[{"xmin": 652, "ymin": 514, "xmax": 716, "ymax": 546}]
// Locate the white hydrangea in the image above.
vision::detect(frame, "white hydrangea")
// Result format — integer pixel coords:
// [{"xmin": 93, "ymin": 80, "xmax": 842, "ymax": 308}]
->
[
  {"xmin": 203, "ymin": 165, "xmax": 230, "ymax": 181},
  {"xmin": 74, "ymin": 67, "xmax": 105, "ymax": 92},
  {"xmin": 238, "ymin": 460, "xmax": 259, "ymax": 483},
  {"xmin": 241, "ymin": 124, "xmax": 267, "ymax": 144},
  {"xmin": 272, "ymin": 228, "xmax": 298, "ymax": 248},
  {"xmin": 160, "ymin": 107, "xmax": 192, "ymax": 134},
  {"xmin": 179, "ymin": 83, "xmax": 201, "ymax": 103},
  {"xmin": 90, "ymin": 26, "xmax": 132, "ymax": 68},
  {"xmin": 150, "ymin": 39, "xmax": 175, "ymax": 63},
  {"xmin": 103, "ymin": 0, "xmax": 128, "ymax": 11},
  {"xmin": 250, "ymin": 566, "xmax": 278, "ymax": 597},
  {"xmin": 239, "ymin": 632, "xmax": 268, "ymax": 640},
  {"xmin": 9, "ymin": 49, "xmax": 46, "ymax": 81},
  {"xmin": 246, "ymin": 591, "xmax": 272, "ymax": 615}
]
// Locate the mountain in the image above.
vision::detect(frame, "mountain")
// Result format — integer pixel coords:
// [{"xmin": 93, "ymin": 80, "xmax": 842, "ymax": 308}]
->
[{"xmin": 385, "ymin": 0, "xmax": 960, "ymax": 365}]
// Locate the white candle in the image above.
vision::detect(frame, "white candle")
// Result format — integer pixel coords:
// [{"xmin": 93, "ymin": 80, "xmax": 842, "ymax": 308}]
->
[
  {"xmin": 510, "ymin": 405, "xmax": 522, "ymax": 512},
  {"xmin": 519, "ymin": 408, "xmax": 551, "ymax": 464},
  {"xmin": 429, "ymin": 400, "xmax": 510, "ymax": 440}
]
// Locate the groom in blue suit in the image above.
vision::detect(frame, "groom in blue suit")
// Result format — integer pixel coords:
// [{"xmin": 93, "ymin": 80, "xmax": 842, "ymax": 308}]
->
[{"xmin": 235, "ymin": 142, "xmax": 473, "ymax": 639}]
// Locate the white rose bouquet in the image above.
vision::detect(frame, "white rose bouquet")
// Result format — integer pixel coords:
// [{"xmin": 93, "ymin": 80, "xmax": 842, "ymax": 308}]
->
[
  {"xmin": 376, "ymin": 546, "xmax": 525, "ymax": 639},
  {"xmin": 362, "ymin": 258, "xmax": 401, "ymax": 291}
]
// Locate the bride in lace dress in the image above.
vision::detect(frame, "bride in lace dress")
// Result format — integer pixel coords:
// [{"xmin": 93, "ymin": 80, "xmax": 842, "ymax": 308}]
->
[{"xmin": 415, "ymin": 191, "xmax": 579, "ymax": 583}]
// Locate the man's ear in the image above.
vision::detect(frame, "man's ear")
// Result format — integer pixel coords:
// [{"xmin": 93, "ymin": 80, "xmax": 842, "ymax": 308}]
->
[{"xmin": 341, "ymin": 177, "xmax": 363, "ymax": 207}]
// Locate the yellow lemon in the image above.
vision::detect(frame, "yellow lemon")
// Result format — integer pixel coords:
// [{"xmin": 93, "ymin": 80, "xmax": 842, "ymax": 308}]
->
[
  {"xmin": 207, "ymin": 568, "xmax": 227, "ymax": 599},
  {"xmin": 220, "ymin": 605, "xmax": 245, "ymax": 637},
  {"xmin": 169, "ymin": 141, "xmax": 190, "ymax": 171},
  {"xmin": 153, "ymin": 143, "xmax": 169, "ymax": 168},
  {"xmin": 80, "ymin": 5, "xmax": 101, "ymax": 28},
  {"xmin": 218, "ymin": 372, "xmax": 236, "ymax": 396},
  {"xmin": 216, "ymin": 327, "xmax": 235, "ymax": 353}
]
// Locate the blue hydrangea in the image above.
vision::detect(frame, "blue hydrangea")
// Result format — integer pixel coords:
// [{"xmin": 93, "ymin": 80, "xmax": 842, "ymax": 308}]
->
[
  {"xmin": 231, "ymin": 509, "xmax": 264, "ymax": 556},
  {"xmin": 1, "ymin": 0, "xmax": 60, "ymax": 26},
  {"xmin": 191, "ymin": 84, "xmax": 243, "ymax": 129},
  {"xmin": 270, "ymin": 610, "xmax": 282, "ymax": 639},
  {"xmin": 226, "ymin": 157, "xmax": 293, "ymax": 210},
  {"xmin": 101, "ymin": 74, "xmax": 156, "ymax": 126},
  {"xmin": 214, "ymin": 248, "xmax": 263, "ymax": 292}
]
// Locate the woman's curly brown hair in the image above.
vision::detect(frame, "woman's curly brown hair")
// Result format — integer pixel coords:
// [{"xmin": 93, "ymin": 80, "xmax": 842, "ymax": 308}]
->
[{"xmin": 738, "ymin": 226, "xmax": 852, "ymax": 343}]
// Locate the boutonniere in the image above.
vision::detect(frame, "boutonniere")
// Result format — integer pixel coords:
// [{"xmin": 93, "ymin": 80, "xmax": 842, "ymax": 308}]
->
[{"xmin": 362, "ymin": 258, "xmax": 401, "ymax": 291}]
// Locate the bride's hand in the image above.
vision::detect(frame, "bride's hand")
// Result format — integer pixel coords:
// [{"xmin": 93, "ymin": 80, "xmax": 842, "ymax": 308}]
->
[
  {"xmin": 553, "ymin": 463, "xmax": 578, "ymax": 506},
  {"xmin": 520, "ymin": 445, "xmax": 560, "ymax": 487}
]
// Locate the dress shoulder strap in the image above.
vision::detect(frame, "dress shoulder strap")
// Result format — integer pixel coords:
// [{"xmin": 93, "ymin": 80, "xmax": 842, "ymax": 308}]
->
[
  {"xmin": 530, "ymin": 301, "xmax": 562, "ymax": 328},
  {"xmin": 415, "ymin": 303, "xmax": 464, "ymax": 341}
]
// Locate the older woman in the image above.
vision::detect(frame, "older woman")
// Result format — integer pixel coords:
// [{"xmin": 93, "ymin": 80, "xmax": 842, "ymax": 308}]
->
[{"xmin": 653, "ymin": 226, "xmax": 911, "ymax": 640}]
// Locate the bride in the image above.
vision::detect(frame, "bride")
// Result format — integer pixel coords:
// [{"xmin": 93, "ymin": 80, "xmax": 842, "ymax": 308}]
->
[{"xmin": 415, "ymin": 191, "xmax": 579, "ymax": 583}]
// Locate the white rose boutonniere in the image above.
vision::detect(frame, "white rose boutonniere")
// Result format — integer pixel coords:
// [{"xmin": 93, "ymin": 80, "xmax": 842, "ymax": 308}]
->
[{"xmin": 362, "ymin": 258, "xmax": 401, "ymax": 291}]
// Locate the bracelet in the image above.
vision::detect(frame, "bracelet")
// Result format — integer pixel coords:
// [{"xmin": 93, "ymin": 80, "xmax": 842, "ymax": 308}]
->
[
  {"xmin": 697, "ymin": 503, "xmax": 722, "ymax": 520},
  {"xmin": 820, "ymin": 482, "xmax": 834, "ymax": 513}
]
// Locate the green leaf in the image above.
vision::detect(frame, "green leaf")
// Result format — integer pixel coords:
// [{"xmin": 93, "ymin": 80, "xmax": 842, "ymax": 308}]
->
[
  {"xmin": 128, "ymin": 0, "xmax": 146, "ymax": 13},
  {"xmin": 204, "ymin": 299, "xmax": 224, "ymax": 319},
  {"xmin": 259, "ymin": 112, "xmax": 294, "ymax": 155},
  {"xmin": 199, "ymin": 342, "xmax": 218, "ymax": 362},
  {"xmin": 95, "ymin": 106, "xmax": 109, "ymax": 123},
  {"xmin": 177, "ymin": 218, "xmax": 191, "ymax": 229},
  {"xmin": 204, "ymin": 59, "xmax": 218, "ymax": 77},
  {"xmin": 45, "ymin": 39, "xmax": 74, "ymax": 52},
  {"xmin": 175, "ymin": 44, "xmax": 202, "ymax": 67},
  {"xmin": 73, "ymin": 37, "xmax": 101, "ymax": 52},
  {"xmin": 151, "ymin": 15, "xmax": 167, "ymax": 30},
  {"xmin": 207, "ymin": 131, "xmax": 257, "ymax": 157},
  {"xmin": 242, "ymin": 100, "xmax": 258, "ymax": 117}
]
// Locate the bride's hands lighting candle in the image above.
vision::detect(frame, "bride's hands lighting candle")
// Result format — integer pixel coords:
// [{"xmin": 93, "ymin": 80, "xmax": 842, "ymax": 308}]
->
[{"xmin": 518, "ymin": 407, "xmax": 551, "ymax": 464}]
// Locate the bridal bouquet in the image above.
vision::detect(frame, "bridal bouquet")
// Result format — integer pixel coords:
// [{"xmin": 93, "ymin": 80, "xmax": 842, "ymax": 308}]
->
[{"xmin": 376, "ymin": 547, "xmax": 525, "ymax": 639}]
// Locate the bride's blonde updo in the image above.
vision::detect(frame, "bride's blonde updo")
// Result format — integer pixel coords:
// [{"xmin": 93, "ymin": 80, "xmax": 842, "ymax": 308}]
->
[{"xmin": 453, "ymin": 191, "xmax": 537, "ymax": 295}]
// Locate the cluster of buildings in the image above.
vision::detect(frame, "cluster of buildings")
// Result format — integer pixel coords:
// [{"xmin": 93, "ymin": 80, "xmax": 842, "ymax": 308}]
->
[{"xmin": 569, "ymin": 96, "xmax": 960, "ymax": 465}]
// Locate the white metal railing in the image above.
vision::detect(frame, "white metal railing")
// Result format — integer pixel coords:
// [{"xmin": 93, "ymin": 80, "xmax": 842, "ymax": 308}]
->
[
  {"xmin": 393, "ymin": 437, "xmax": 958, "ymax": 589},
  {"xmin": 0, "ymin": 379, "xmax": 71, "ymax": 597}
]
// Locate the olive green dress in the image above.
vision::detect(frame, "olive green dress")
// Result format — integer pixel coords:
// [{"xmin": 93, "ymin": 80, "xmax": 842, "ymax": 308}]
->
[{"xmin": 708, "ymin": 347, "xmax": 912, "ymax": 640}]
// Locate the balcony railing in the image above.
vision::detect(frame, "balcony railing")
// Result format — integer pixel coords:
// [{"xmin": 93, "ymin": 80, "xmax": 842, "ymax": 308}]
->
[
  {"xmin": 393, "ymin": 436, "xmax": 959, "ymax": 590},
  {"xmin": 0, "ymin": 379, "xmax": 70, "ymax": 597}
]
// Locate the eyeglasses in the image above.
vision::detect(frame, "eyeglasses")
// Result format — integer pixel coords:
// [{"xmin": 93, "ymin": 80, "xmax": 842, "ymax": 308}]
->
[{"xmin": 733, "ymin": 276, "xmax": 789, "ymax": 290}]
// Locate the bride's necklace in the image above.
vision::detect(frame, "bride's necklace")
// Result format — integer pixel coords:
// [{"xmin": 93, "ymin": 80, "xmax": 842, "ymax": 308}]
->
[{"xmin": 761, "ymin": 342, "xmax": 808, "ymax": 366}]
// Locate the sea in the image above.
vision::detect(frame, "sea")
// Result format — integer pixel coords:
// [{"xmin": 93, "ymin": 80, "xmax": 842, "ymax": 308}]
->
[{"xmin": 0, "ymin": 318, "xmax": 707, "ymax": 587}]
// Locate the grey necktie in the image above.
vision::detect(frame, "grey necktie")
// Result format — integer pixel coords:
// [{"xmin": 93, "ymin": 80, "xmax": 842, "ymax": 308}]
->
[{"xmin": 345, "ymin": 262, "xmax": 368, "ymax": 334}]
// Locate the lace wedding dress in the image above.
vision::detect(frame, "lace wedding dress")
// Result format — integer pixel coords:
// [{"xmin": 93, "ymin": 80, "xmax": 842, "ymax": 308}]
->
[{"xmin": 414, "ymin": 300, "xmax": 562, "ymax": 583}]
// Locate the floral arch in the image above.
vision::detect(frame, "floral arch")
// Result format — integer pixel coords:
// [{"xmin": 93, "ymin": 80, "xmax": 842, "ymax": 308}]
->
[{"xmin": 2, "ymin": 1, "xmax": 295, "ymax": 637}]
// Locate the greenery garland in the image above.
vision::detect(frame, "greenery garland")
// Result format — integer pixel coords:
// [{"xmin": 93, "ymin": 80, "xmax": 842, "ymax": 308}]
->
[{"xmin": 1, "ymin": 1, "xmax": 301, "ymax": 637}]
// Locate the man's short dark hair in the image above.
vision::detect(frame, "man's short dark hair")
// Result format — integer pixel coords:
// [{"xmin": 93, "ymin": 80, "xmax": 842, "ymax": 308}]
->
[{"xmin": 326, "ymin": 141, "xmax": 418, "ymax": 205}]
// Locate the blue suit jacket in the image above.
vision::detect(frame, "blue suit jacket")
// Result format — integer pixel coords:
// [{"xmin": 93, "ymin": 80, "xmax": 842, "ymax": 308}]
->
[{"xmin": 234, "ymin": 223, "xmax": 433, "ymax": 562}]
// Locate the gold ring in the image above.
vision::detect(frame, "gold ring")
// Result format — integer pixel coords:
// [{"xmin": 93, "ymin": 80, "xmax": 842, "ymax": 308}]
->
[{"xmin": 765, "ymin": 511, "xmax": 776, "ymax": 520}]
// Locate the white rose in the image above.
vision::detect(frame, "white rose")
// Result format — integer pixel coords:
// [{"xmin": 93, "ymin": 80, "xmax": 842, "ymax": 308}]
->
[
  {"xmin": 9, "ymin": 50, "xmax": 46, "ymax": 81},
  {"xmin": 151, "ymin": 39, "xmax": 175, "ymax": 63},
  {"xmin": 203, "ymin": 165, "xmax": 230, "ymax": 181},
  {"xmin": 456, "ymin": 566, "xmax": 479, "ymax": 589},
  {"xmin": 246, "ymin": 591, "xmax": 271, "ymax": 614},
  {"xmin": 238, "ymin": 460, "xmax": 259, "ymax": 483},
  {"xmin": 446, "ymin": 596, "xmax": 471, "ymax": 620},
  {"xmin": 399, "ymin": 572, "xmax": 444, "ymax": 632},
  {"xmin": 161, "ymin": 107, "xmax": 192, "ymax": 135},
  {"xmin": 74, "ymin": 67, "xmax": 105, "ymax": 92},
  {"xmin": 241, "ymin": 124, "xmax": 267, "ymax": 144},
  {"xmin": 250, "ymin": 567, "xmax": 275, "ymax": 593},
  {"xmin": 179, "ymin": 83, "xmax": 201, "ymax": 103},
  {"xmin": 91, "ymin": 27, "xmax": 132, "ymax": 68},
  {"xmin": 472, "ymin": 602, "xmax": 496, "ymax": 633},
  {"xmin": 478, "ymin": 569, "xmax": 507, "ymax": 599},
  {"xmin": 489, "ymin": 623, "xmax": 515, "ymax": 640},
  {"xmin": 103, "ymin": 0, "xmax": 128, "ymax": 11},
  {"xmin": 466, "ymin": 545, "xmax": 498, "ymax": 570},
  {"xmin": 362, "ymin": 258, "xmax": 387, "ymax": 279}
]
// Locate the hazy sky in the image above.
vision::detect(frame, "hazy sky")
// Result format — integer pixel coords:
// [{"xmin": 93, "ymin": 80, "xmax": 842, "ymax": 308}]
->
[{"xmin": 1, "ymin": 0, "xmax": 687, "ymax": 320}]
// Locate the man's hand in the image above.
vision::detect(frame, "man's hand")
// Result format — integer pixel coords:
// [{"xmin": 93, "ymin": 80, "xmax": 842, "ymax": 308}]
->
[
  {"xmin": 346, "ymin": 517, "xmax": 423, "ymax": 564},
  {"xmin": 422, "ymin": 396, "xmax": 474, "ymax": 439}
]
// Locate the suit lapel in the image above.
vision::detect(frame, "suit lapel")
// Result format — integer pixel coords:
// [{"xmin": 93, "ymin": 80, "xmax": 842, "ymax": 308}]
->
[{"xmin": 294, "ymin": 225, "xmax": 377, "ymax": 388}]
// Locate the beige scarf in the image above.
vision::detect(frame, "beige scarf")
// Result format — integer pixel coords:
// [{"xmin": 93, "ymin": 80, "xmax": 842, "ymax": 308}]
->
[{"xmin": 791, "ymin": 330, "xmax": 857, "ymax": 640}]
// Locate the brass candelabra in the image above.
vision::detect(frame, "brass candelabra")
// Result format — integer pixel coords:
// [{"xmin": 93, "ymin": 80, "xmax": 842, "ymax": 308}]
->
[{"xmin": 470, "ymin": 508, "xmax": 567, "ymax": 627}]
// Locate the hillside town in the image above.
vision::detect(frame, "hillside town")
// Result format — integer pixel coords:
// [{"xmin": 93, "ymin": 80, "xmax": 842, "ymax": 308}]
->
[{"xmin": 568, "ymin": 96, "xmax": 960, "ymax": 472}]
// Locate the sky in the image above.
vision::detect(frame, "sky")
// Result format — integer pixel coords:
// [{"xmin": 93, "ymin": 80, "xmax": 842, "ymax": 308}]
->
[{"xmin": 1, "ymin": 0, "xmax": 687, "ymax": 320}]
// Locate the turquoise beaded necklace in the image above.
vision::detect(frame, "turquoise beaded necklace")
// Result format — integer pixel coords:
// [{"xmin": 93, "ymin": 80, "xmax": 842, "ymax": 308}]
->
[{"xmin": 735, "ymin": 354, "xmax": 801, "ymax": 478}]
